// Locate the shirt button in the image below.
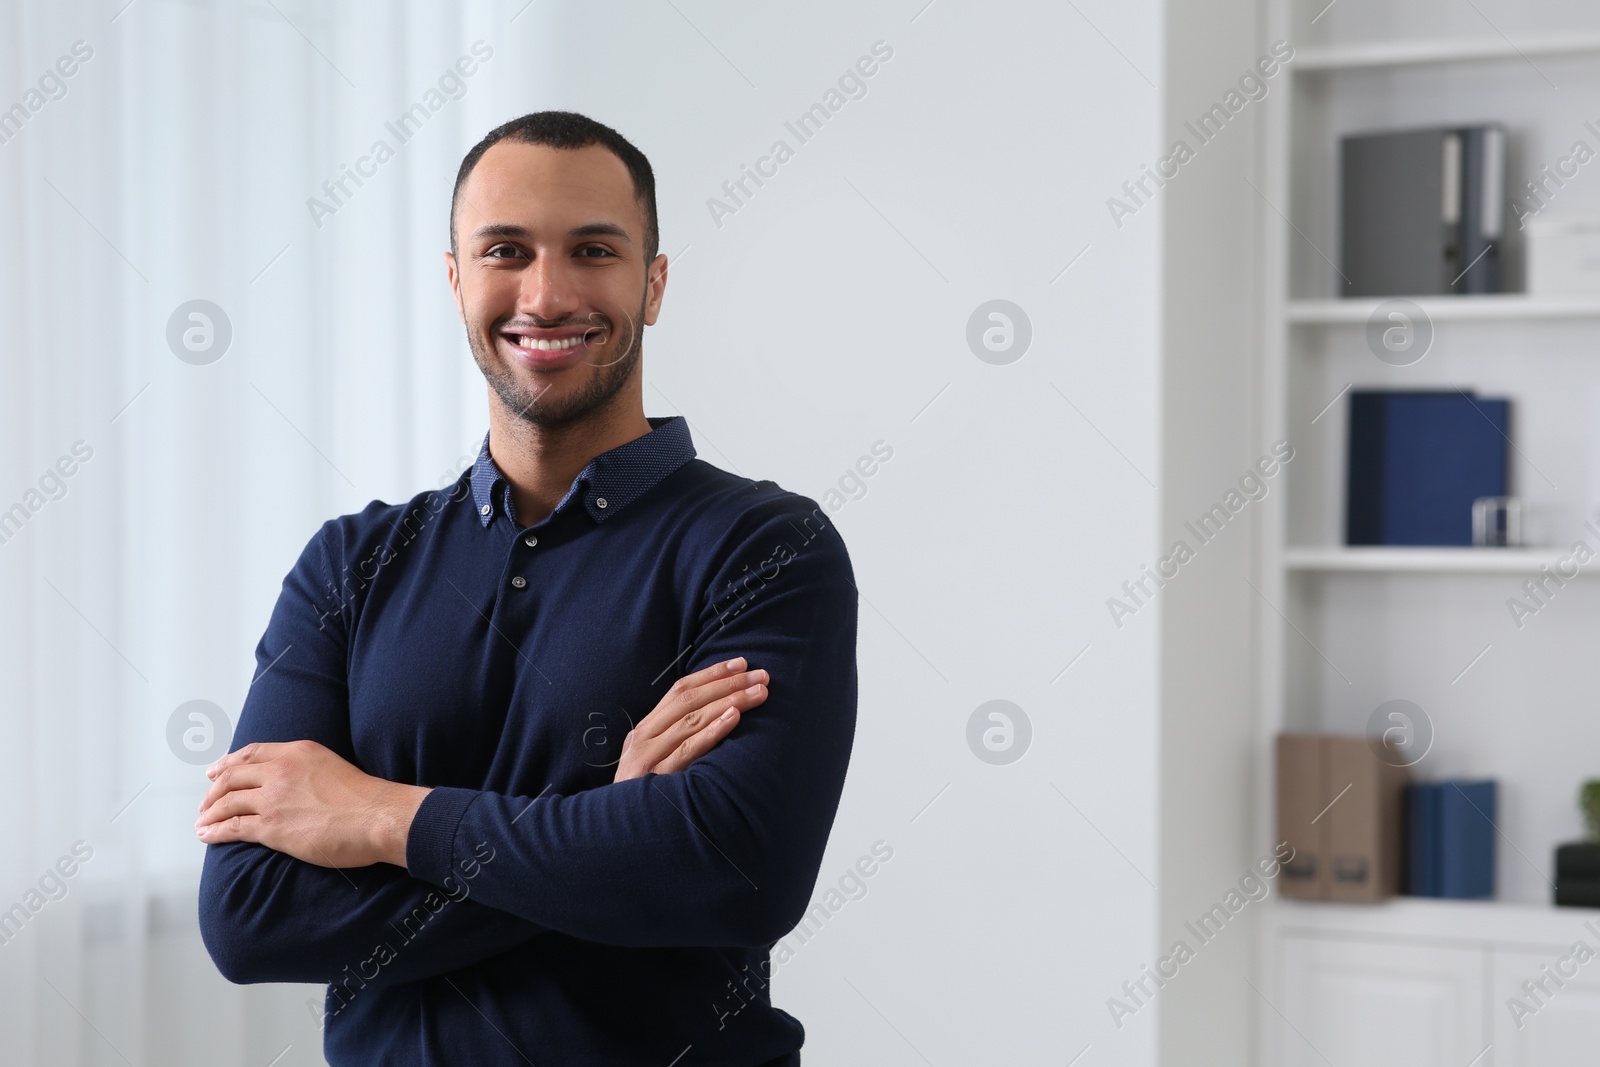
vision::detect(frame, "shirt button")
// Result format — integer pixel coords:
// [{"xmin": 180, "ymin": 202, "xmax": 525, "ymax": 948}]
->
[
  {"xmin": 479, "ymin": 503, "xmax": 492, "ymax": 516},
  {"xmin": 510, "ymin": 576, "xmax": 527, "ymax": 589},
  {"xmin": 595, "ymin": 497, "xmax": 608, "ymax": 509},
  {"xmin": 524, "ymin": 535, "xmax": 538, "ymax": 548}
]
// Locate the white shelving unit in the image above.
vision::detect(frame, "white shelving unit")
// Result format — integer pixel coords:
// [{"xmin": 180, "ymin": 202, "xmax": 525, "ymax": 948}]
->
[
  {"xmin": 1289, "ymin": 295, "xmax": 1600, "ymax": 324},
  {"xmin": 1295, "ymin": 31, "xmax": 1600, "ymax": 72},
  {"xmin": 1254, "ymin": 4, "xmax": 1600, "ymax": 1064},
  {"xmin": 1282, "ymin": 545, "xmax": 1585, "ymax": 573}
]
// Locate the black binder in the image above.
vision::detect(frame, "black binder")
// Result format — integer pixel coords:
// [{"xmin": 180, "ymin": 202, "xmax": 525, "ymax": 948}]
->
[{"xmin": 1340, "ymin": 124, "xmax": 1506, "ymax": 296}]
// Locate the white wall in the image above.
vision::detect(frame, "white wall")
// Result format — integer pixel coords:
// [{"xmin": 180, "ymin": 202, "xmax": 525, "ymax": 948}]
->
[
  {"xmin": 547, "ymin": 1, "xmax": 1166, "ymax": 1064},
  {"xmin": 1, "ymin": 0, "xmax": 1173, "ymax": 1063}
]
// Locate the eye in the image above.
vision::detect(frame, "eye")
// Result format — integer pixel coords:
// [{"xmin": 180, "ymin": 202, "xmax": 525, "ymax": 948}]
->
[
  {"xmin": 577, "ymin": 245, "xmax": 616, "ymax": 259},
  {"xmin": 484, "ymin": 243, "xmax": 524, "ymax": 259}
]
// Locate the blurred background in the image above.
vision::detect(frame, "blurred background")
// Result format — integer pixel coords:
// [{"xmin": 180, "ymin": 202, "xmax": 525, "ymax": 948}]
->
[{"xmin": 5, "ymin": 0, "xmax": 1600, "ymax": 1064}]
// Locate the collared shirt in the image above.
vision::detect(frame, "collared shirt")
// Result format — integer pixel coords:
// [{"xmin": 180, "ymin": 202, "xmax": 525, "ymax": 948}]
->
[{"xmin": 197, "ymin": 415, "xmax": 858, "ymax": 1067}]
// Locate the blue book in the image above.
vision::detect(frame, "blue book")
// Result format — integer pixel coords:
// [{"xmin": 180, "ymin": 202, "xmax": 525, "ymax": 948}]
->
[
  {"xmin": 1346, "ymin": 391, "xmax": 1510, "ymax": 545},
  {"xmin": 1439, "ymin": 779, "xmax": 1496, "ymax": 899},
  {"xmin": 1407, "ymin": 783, "xmax": 1440, "ymax": 896}
]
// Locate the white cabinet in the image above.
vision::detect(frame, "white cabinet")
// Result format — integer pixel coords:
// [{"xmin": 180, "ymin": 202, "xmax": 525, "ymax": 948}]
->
[
  {"xmin": 1491, "ymin": 947, "xmax": 1600, "ymax": 1066},
  {"xmin": 1276, "ymin": 936, "xmax": 1487, "ymax": 1067},
  {"xmin": 1262, "ymin": 899, "xmax": 1600, "ymax": 1067}
]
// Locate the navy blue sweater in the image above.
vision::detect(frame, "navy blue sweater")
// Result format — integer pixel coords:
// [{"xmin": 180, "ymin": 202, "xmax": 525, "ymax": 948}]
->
[{"xmin": 196, "ymin": 416, "xmax": 858, "ymax": 1066}]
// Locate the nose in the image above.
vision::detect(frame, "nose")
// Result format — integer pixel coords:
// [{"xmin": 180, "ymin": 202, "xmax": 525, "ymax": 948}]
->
[{"xmin": 518, "ymin": 247, "xmax": 580, "ymax": 323}]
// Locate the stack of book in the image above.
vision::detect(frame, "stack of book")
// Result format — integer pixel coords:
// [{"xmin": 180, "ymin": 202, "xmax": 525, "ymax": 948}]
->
[
  {"xmin": 1555, "ymin": 843, "xmax": 1600, "ymax": 907},
  {"xmin": 1406, "ymin": 780, "xmax": 1496, "ymax": 899}
]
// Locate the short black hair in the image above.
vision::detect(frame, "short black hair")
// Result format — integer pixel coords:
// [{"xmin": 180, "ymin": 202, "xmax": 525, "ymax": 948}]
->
[{"xmin": 450, "ymin": 110, "xmax": 659, "ymax": 265}]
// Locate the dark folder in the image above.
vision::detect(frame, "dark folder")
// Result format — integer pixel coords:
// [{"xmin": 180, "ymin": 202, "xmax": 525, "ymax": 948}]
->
[
  {"xmin": 1340, "ymin": 124, "xmax": 1505, "ymax": 296},
  {"xmin": 1406, "ymin": 780, "xmax": 1497, "ymax": 899},
  {"xmin": 1407, "ymin": 783, "xmax": 1440, "ymax": 896},
  {"xmin": 1346, "ymin": 390, "xmax": 1510, "ymax": 546},
  {"xmin": 1439, "ymin": 780, "xmax": 1496, "ymax": 899}
]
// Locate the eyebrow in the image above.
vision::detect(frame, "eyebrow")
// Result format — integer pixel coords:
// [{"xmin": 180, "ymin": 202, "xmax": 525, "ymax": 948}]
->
[{"xmin": 470, "ymin": 222, "xmax": 632, "ymax": 244}]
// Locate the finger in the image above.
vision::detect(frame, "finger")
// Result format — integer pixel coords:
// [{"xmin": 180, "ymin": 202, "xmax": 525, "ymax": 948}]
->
[
  {"xmin": 637, "ymin": 667, "xmax": 768, "ymax": 742},
  {"xmin": 653, "ymin": 705, "xmax": 741, "ymax": 775},
  {"xmin": 197, "ymin": 812, "xmax": 262, "ymax": 845},
  {"xmin": 205, "ymin": 741, "xmax": 282, "ymax": 780},
  {"xmin": 631, "ymin": 660, "xmax": 745, "ymax": 741},
  {"xmin": 196, "ymin": 786, "xmax": 263, "ymax": 828},
  {"xmin": 628, "ymin": 682, "xmax": 767, "ymax": 774},
  {"xmin": 661, "ymin": 682, "xmax": 766, "ymax": 747},
  {"xmin": 682, "ymin": 656, "xmax": 748, "ymax": 689},
  {"xmin": 680, "ymin": 669, "xmax": 770, "ymax": 720},
  {"xmin": 631, "ymin": 680, "xmax": 766, "ymax": 767},
  {"xmin": 198, "ymin": 764, "xmax": 266, "ymax": 812}
]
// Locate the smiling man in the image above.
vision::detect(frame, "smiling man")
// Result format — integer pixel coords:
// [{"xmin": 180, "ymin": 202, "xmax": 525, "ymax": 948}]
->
[{"xmin": 195, "ymin": 111, "xmax": 858, "ymax": 1066}]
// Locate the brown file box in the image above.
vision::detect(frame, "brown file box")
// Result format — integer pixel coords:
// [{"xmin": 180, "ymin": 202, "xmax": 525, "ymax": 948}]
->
[
  {"xmin": 1275, "ymin": 733, "xmax": 1408, "ymax": 902},
  {"xmin": 1276, "ymin": 735, "xmax": 1328, "ymax": 899}
]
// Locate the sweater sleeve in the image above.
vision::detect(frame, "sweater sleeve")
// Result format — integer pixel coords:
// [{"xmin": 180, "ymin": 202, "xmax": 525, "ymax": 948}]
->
[
  {"xmin": 196, "ymin": 520, "xmax": 551, "ymax": 986},
  {"xmin": 404, "ymin": 496, "xmax": 859, "ymax": 948}
]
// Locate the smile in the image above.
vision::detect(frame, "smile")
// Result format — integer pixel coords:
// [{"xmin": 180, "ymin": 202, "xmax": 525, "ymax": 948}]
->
[
  {"xmin": 511, "ymin": 335, "xmax": 588, "ymax": 351},
  {"xmin": 498, "ymin": 327, "xmax": 606, "ymax": 370}
]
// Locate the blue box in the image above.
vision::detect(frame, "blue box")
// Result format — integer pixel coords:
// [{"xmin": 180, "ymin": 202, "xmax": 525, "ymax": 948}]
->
[{"xmin": 1347, "ymin": 391, "xmax": 1510, "ymax": 546}]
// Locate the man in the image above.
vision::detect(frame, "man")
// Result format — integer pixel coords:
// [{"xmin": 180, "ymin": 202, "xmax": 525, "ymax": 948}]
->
[{"xmin": 195, "ymin": 110, "xmax": 858, "ymax": 1066}]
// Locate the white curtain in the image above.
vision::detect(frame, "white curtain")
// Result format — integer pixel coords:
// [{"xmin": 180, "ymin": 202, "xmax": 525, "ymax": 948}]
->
[{"xmin": 0, "ymin": 2, "xmax": 542, "ymax": 1063}]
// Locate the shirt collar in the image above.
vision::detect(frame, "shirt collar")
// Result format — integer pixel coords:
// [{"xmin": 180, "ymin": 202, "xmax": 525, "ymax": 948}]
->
[{"xmin": 469, "ymin": 415, "xmax": 696, "ymax": 528}]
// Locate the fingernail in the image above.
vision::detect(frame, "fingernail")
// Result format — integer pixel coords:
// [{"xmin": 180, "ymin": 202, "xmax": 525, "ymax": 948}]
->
[
  {"xmin": 720, "ymin": 706, "xmax": 737, "ymax": 721},
  {"xmin": 726, "ymin": 657, "xmax": 745, "ymax": 671},
  {"xmin": 745, "ymin": 684, "xmax": 763, "ymax": 696}
]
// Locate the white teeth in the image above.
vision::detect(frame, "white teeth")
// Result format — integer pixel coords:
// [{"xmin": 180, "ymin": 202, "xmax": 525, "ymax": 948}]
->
[{"xmin": 514, "ymin": 335, "xmax": 586, "ymax": 351}]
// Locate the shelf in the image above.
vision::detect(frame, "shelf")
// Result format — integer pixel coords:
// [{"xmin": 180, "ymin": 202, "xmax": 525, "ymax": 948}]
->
[
  {"xmin": 1288, "ymin": 294, "xmax": 1600, "ymax": 325},
  {"xmin": 1296, "ymin": 31, "xmax": 1600, "ymax": 72},
  {"xmin": 1285, "ymin": 546, "xmax": 1575, "ymax": 573},
  {"xmin": 1268, "ymin": 896, "xmax": 1599, "ymax": 949}
]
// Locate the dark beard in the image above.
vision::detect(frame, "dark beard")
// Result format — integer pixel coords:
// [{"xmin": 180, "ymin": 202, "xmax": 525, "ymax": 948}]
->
[{"xmin": 469, "ymin": 292, "xmax": 645, "ymax": 427}]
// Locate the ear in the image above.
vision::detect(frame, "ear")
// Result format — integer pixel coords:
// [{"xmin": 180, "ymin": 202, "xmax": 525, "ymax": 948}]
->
[
  {"xmin": 643, "ymin": 253, "xmax": 668, "ymax": 327},
  {"xmin": 444, "ymin": 251, "xmax": 465, "ymax": 322}
]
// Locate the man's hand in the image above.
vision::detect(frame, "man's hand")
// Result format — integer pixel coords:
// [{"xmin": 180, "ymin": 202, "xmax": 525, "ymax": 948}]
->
[
  {"xmin": 614, "ymin": 656, "xmax": 770, "ymax": 782},
  {"xmin": 194, "ymin": 657, "xmax": 767, "ymax": 865},
  {"xmin": 195, "ymin": 740, "xmax": 430, "ymax": 869}
]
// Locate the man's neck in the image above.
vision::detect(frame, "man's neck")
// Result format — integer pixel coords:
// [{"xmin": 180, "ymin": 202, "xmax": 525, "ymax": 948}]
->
[{"xmin": 486, "ymin": 390, "xmax": 652, "ymax": 529}]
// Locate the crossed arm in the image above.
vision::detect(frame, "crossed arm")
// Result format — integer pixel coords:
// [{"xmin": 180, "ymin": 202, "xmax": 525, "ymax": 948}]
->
[{"xmin": 195, "ymin": 505, "xmax": 857, "ymax": 985}]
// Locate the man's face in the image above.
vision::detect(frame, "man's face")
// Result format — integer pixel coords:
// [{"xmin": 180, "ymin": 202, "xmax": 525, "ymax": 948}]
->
[{"xmin": 446, "ymin": 141, "xmax": 665, "ymax": 427}]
